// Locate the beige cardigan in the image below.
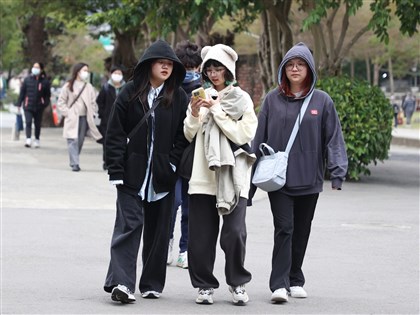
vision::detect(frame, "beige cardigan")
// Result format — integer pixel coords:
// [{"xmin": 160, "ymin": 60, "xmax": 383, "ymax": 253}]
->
[
  {"xmin": 184, "ymin": 85, "xmax": 258, "ymax": 212},
  {"xmin": 57, "ymin": 80, "xmax": 102, "ymax": 141}
]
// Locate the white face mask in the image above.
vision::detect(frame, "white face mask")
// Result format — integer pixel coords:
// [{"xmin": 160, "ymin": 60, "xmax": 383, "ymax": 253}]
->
[
  {"xmin": 32, "ymin": 68, "xmax": 40, "ymax": 76},
  {"xmin": 111, "ymin": 73, "xmax": 123, "ymax": 83},
  {"xmin": 79, "ymin": 70, "xmax": 89, "ymax": 81}
]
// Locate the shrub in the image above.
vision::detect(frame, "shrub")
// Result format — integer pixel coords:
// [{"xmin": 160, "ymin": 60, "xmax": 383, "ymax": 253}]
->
[{"xmin": 317, "ymin": 76, "xmax": 393, "ymax": 180}]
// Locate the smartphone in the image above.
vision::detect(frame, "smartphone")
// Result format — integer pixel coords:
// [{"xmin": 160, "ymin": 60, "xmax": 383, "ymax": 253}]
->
[{"xmin": 192, "ymin": 87, "xmax": 206, "ymax": 99}]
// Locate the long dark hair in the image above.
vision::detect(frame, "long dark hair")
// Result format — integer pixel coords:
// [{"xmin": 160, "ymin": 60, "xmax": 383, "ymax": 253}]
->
[
  {"xmin": 68, "ymin": 62, "xmax": 88, "ymax": 92},
  {"xmin": 131, "ymin": 59, "xmax": 178, "ymax": 108}
]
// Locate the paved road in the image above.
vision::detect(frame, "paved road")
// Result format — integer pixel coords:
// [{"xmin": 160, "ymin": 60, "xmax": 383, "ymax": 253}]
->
[{"xmin": 1, "ymin": 124, "xmax": 419, "ymax": 314}]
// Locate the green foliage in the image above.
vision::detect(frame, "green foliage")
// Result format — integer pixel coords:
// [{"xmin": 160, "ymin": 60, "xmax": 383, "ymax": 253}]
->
[
  {"xmin": 143, "ymin": 0, "xmax": 261, "ymax": 38},
  {"xmin": 394, "ymin": 0, "xmax": 420, "ymax": 37},
  {"xmin": 302, "ymin": 0, "xmax": 419, "ymax": 43},
  {"xmin": 316, "ymin": 76, "xmax": 393, "ymax": 180},
  {"xmin": 0, "ymin": 1, "xmax": 24, "ymax": 71}
]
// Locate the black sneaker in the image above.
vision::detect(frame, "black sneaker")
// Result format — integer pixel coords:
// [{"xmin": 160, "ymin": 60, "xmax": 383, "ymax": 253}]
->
[
  {"xmin": 71, "ymin": 165, "xmax": 81, "ymax": 172},
  {"xmin": 111, "ymin": 284, "xmax": 136, "ymax": 303}
]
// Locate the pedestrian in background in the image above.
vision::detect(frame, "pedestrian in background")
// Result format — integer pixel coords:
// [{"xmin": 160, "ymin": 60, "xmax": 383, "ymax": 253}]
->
[
  {"xmin": 166, "ymin": 40, "xmax": 202, "ymax": 269},
  {"xmin": 96, "ymin": 65, "xmax": 126, "ymax": 170},
  {"xmin": 103, "ymin": 40, "xmax": 189, "ymax": 304},
  {"xmin": 184, "ymin": 44, "xmax": 257, "ymax": 305},
  {"xmin": 402, "ymin": 91, "xmax": 416, "ymax": 125},
  {"xmin": 390, "ymin": 95, "xmax": 400, "ymax": 128},
  {"xmin": 57, "ymin": 62, "xmax": 102, "ymax": 172},
  {"xmin": 0, "ymin": 69, "xmax": 6, "ymax": 107},
  {"xmin": 249, "ymin": 42, "xmax": 348, "ymax": 303},
  {"xmin": 16, "ymin": 62, "xmax": 51, "ymax": 148}
]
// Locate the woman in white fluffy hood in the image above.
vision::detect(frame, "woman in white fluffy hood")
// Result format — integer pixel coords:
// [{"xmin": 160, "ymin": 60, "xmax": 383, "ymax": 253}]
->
[{"xmin": 183, "ymin": 44, "xmax": 258, "ymax": 306}]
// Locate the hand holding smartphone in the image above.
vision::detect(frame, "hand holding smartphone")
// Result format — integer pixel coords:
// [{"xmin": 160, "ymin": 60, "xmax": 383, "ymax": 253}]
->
[{"xmin": 192, "ymin": 87, "xmax": 206, "ymax": 99}]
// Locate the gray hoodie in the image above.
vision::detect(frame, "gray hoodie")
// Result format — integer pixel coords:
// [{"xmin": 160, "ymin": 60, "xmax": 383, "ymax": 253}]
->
[{"xmin": 251, "ymin": 42, "xmax": 348, "ymax": 197}]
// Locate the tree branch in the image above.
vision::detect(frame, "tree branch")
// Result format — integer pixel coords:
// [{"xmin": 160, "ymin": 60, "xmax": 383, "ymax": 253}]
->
[
  {"xmin": 335, "ymin": 24, "xmax": 370, "ymax": 69},
  {"xmin": 335, "ymin": 2, "xmax": 350, "ymax": 59}
]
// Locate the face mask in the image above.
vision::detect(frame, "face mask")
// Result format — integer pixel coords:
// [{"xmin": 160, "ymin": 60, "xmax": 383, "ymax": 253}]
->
[
  {"xmin": 111, "ymin": 73, "xmax": 123, "ymax": 83},
  {"xmin": 79, "ymin": 70, "xmax": 89, "ymax": 81},
  {"xmin": 32, "ymin": 68, "xmax": 40, "ymax": 76}
]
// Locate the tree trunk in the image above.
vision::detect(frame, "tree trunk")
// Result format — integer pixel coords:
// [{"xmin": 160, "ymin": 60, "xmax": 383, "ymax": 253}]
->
[
  {"xmin": 22, "ymin": 15, "xmax": 49, "ymax": 66},
  {"xmin": 258, "ymin": 10, "xmax": 271, "ymax": 93},
  {"xmin": 350, "ymin": 57, "xmax": 354, "ymax": 79},
  {"xmin": 388, "ymin": 57, "xmax": 394, "ymax": 94},
  {"xmin": 373, "ymin": 63, "xmax": 380, "ymax": 86},
  {"xmin": 113, "ymin": 30, "xmax": 139, "ymax": 78},
  {"xmin": 267, "ymin": 10, "xmax": 280, "ymax": 86},
  {"xmin": 365, "ymin": 56, "xmax": 371, "ymax": 84}
]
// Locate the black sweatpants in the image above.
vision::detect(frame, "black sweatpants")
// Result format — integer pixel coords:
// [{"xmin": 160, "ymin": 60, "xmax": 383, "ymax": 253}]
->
[
  {"xmin": 24, "ymin": 109, "xmax": 43, "ymax": 140},
  {"xmin": 104, "ymin": 187, "xmax": 174, "ymax": 294},
  {"xmin": 268, "ymin": 191, "xmax": 319, "ymax": 292},
  {"xmin": 188, "ymin": 194, "xmax": 252, "ymax": 289}
]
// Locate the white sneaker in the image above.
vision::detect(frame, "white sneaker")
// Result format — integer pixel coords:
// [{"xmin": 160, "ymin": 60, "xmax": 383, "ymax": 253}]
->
[
  {"xmin": 111, "ymin": 284, "xmax": 136, "ymax": 303},
  {"xmin": 176, "ymin": 251, "xmax": 188, "ymax": 269},
  {"xmin": 33, "ymin": 139, "xmax": 40, "ymax": 148},
  {"xmin": 229, "ymin": 285, "xmax": 249, "ymax": 305},
  {"xmin": 196, "ymin": 288, "xmax": 214, "ymax": 305},
  {"xmin": 141, "ymin": 290, "xmax": 160, "ymax": 299},
  {"xmin": 271, "ymin": 288, "xmax": 288, "ymax": 303},
  {"xmin": 167, "ymin": 238, "xmax": 174, "ymax": 265},
  {"xmin": 25, "ymin": 138, "xmax": 31, "ymax": 148},
  {"xmin": 290, "ymin": 286, "xmax": 307, "ymax": 298}
]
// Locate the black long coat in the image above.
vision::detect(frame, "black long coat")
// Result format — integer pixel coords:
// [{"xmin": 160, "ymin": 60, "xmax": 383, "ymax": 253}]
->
[{"xmin": 96, "ymin": 82, "xmax": 124, "ymax": 137}]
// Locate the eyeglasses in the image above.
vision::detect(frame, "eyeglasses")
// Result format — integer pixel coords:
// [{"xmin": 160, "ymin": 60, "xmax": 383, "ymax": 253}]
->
[
  {"xmin": 285, "ymin": 61, "xmax": 307, "ymax": 71},
  {"xmin": 205, "ymin": 68, "xmax": 225, "ymax": 76}
]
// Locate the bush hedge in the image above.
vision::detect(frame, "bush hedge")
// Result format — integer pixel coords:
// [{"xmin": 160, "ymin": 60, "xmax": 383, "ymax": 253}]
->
[{"xmin": 316, "ymin": 76, "xmax": 393, "ymax": 180}]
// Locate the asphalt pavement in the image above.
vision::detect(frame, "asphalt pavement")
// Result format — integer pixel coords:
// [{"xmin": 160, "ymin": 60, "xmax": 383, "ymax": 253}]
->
[{"xmin": 1, "ymin": 112, "xmax": 419, "ymax": 314}]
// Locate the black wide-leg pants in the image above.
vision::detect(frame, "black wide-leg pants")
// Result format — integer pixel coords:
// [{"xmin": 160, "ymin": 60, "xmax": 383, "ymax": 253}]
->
[
  {"xmin": 268, "ymin": 191, "xmax": 319, "ymax": 292},
  {"xmin": 104, "ymin": 187, "xmax": 173, "ymax": 294},
  {"xmin": 188, "ymin": 194, "xmax": 252, "ymax": 289}
]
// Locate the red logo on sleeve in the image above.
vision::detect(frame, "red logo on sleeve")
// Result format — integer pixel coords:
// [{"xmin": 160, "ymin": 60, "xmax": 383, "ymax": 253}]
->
[{"xmin": 310, "ymin": 109, "xmax": 318, "ymax": 115}]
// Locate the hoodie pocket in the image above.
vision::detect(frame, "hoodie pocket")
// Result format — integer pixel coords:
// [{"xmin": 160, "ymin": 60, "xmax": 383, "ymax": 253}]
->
[{"xmin": 285, "ymin": 151, "xmax": 318, "ymax": 190}]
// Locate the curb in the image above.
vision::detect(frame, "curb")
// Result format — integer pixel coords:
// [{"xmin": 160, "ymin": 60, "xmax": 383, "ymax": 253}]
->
[{"xmin": 392, "ymin": 136, "xmax": 420, "ymax": 148}]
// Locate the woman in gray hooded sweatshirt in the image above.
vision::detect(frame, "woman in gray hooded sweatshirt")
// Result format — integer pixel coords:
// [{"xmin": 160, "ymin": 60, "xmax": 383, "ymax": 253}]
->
[{"xmin": 249, "ymin": 42, "xmax": 348, "ymax": 303}]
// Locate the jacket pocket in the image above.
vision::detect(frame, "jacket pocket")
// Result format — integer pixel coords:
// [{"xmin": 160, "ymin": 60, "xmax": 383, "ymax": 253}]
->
[
  {"xmin": 124, "ymin": 153, "xmax": 146, "ymax": 189},
  {"xmin": 153, "ymin": 153, "xmax": 177, "ymax": 192}
]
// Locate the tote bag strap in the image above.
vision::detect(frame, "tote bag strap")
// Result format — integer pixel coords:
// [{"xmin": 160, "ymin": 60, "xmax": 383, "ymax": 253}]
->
[
  {"xmin": 69, "ymin": 83, "xmax": 87, "ymax": 108},
  {"xmin": 285, "ymin": 91, "xmax": 314, "ymax": 153}
]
